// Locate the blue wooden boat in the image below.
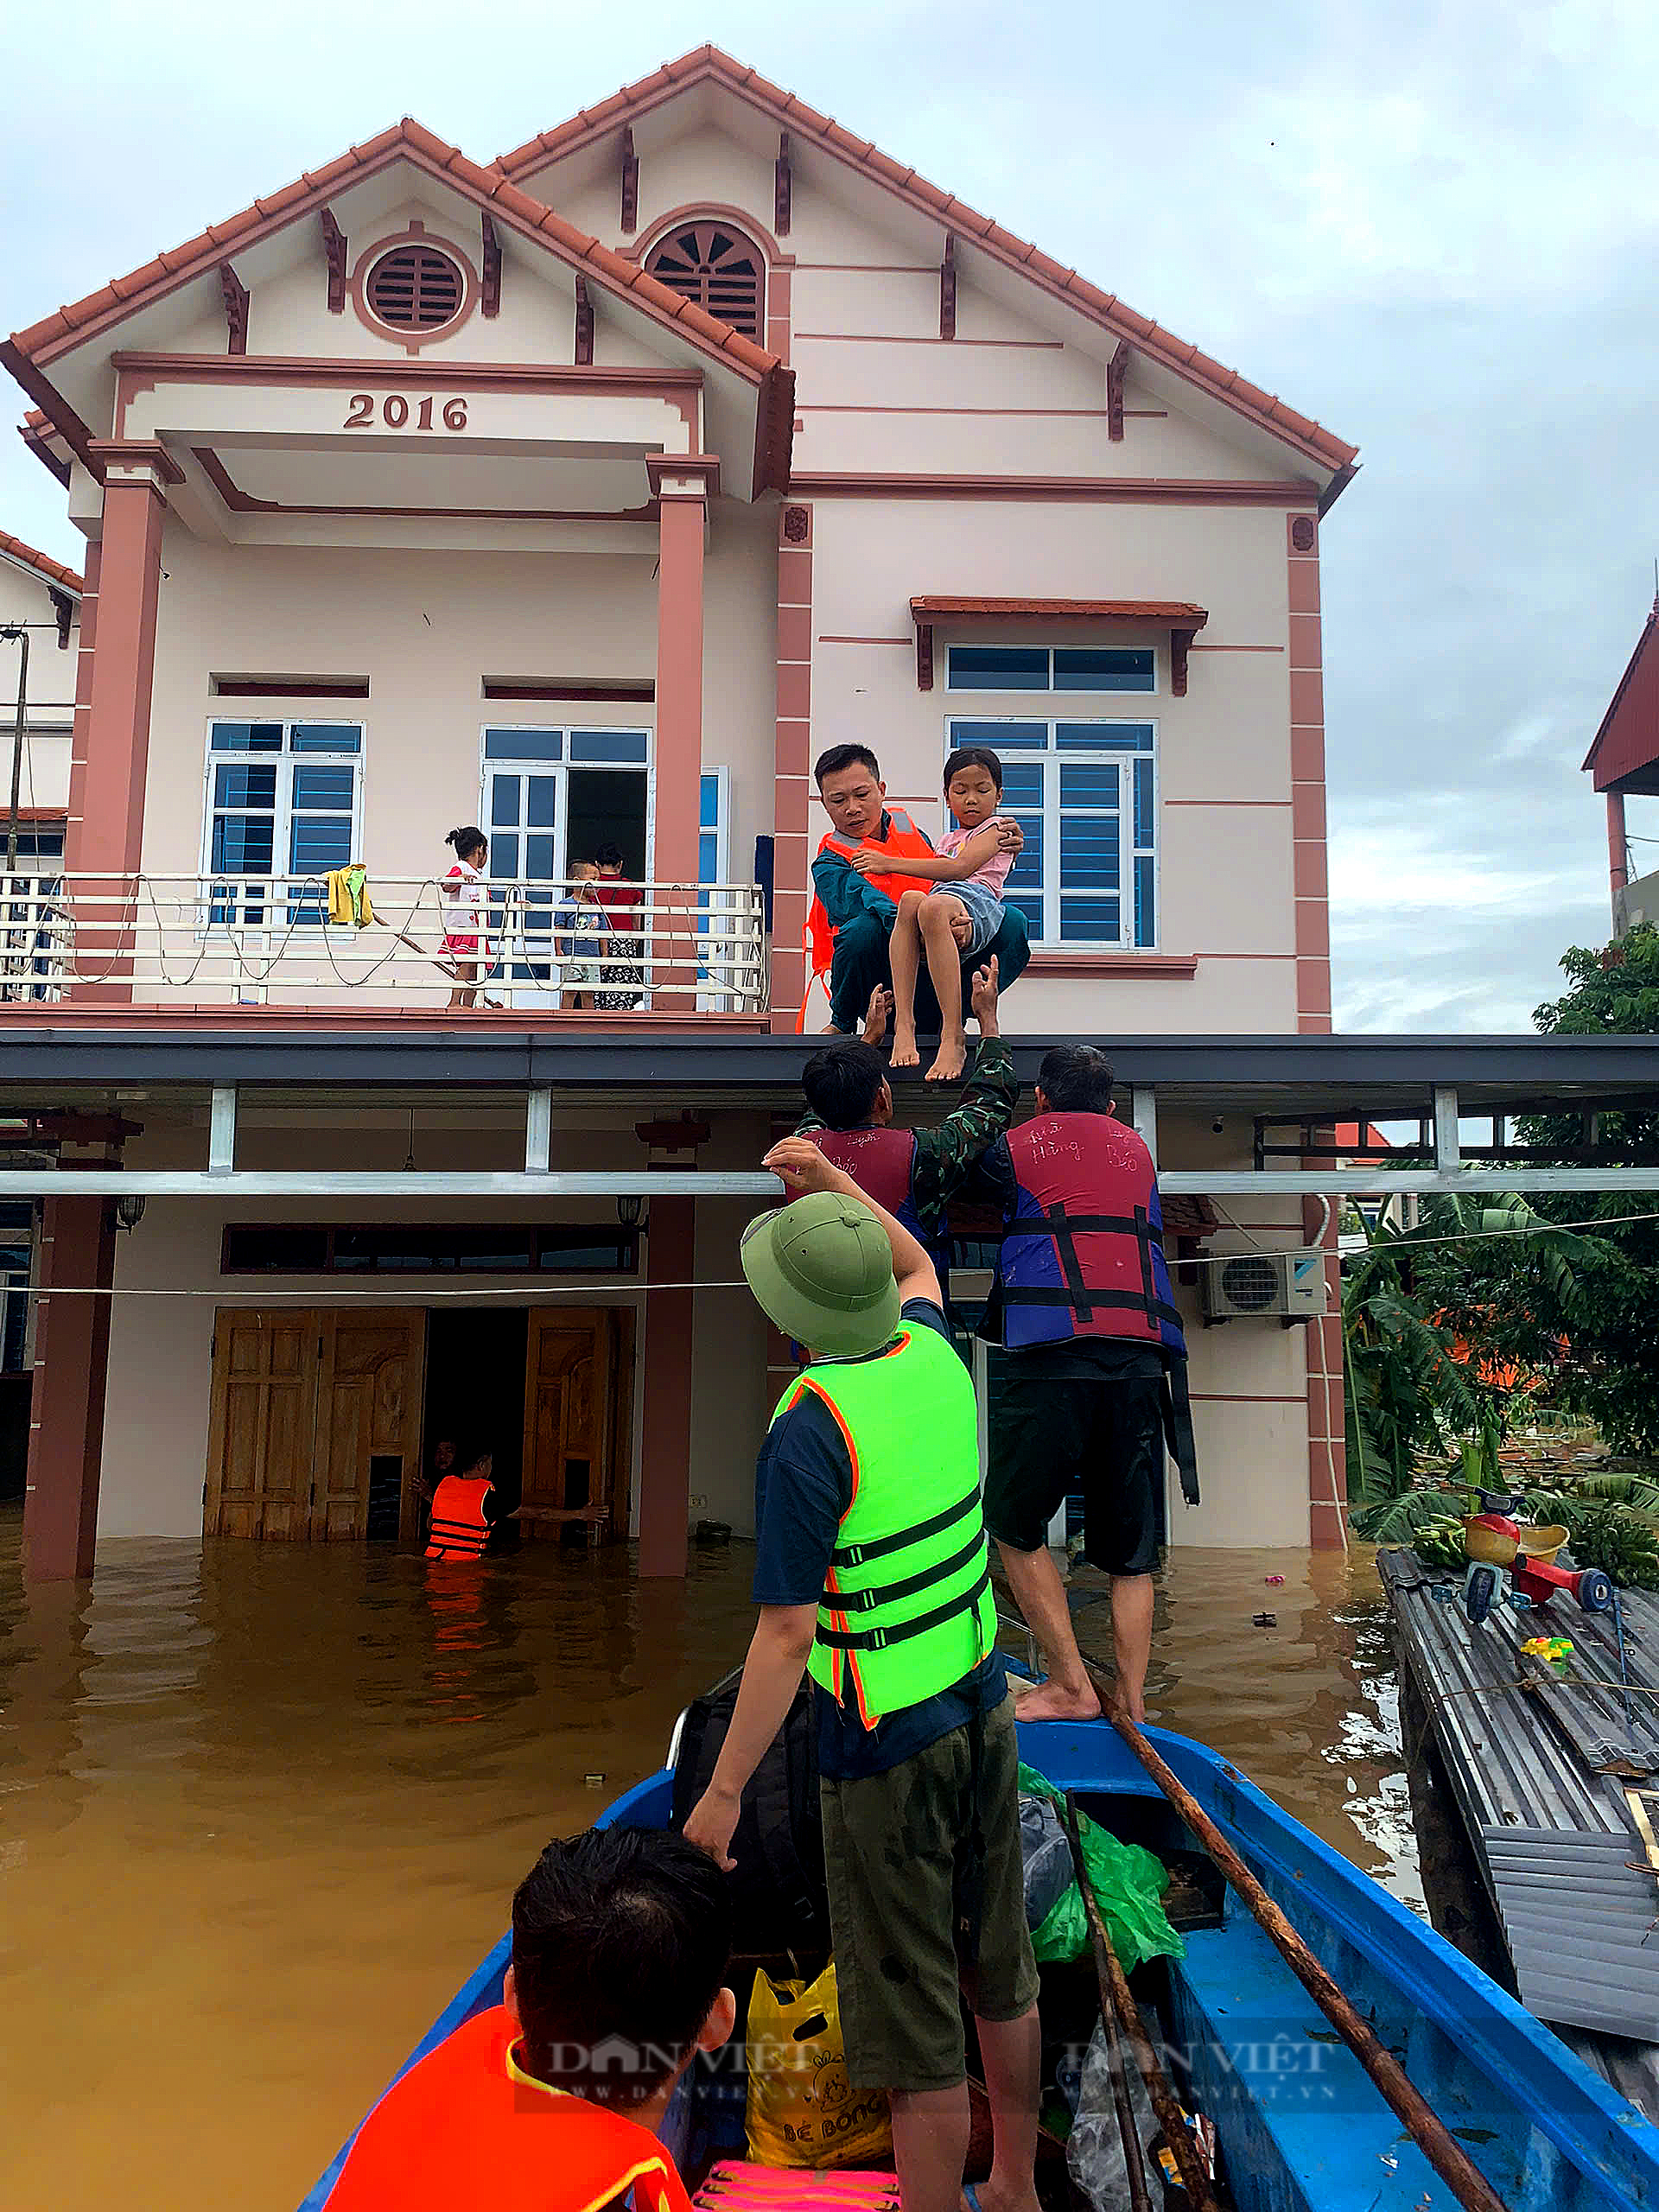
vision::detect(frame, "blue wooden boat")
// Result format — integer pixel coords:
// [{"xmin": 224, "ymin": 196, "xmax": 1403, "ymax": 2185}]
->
[{"xmin": 302, "ymin": 1710, "xmax": 1659, "ymax": 2211}]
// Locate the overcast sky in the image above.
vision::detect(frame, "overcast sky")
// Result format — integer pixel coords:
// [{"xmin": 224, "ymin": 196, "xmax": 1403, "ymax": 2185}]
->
[{"xmin": 3, "ymin": 0, "xmax": 1655, "ymax": 1033}]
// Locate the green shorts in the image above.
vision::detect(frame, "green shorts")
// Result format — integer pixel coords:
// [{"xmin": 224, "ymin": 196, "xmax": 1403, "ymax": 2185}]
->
[{"xmin": 818, "ymin": 1695, "xmax": 1040, "ymax": 2094}]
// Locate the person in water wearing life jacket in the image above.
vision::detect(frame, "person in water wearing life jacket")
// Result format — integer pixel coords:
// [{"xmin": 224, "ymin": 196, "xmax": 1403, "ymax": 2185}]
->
[
  {"xmin": 416, "ymin": 1446, "xmax": 502, "ymax": 1561},
  {"xmin": 972, "ymin": 1045, "xmax": 1198, "ymax": 1727},
  {"xmin": 796, "ymin": 958, "xmax": 1016, "ymax": 1296},
  {"xmin": 683, "ymin": 1143, "xmax": 1042, "ymax": 2212},
  {"xmin": 808, "ymin": 743, "xmax": 1031, "ymax": 1037},
  {"xmin": 326, "ymin": 1824, "xmax": 736, "ymax": 2212}
]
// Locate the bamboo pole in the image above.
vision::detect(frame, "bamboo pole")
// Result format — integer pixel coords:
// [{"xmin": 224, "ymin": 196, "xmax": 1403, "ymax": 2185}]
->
[
  {"xmin": 1081, "ymin": 1664, "xmax": 1507, "ymax": 2212},
  {"xmin": 1063, "ymin": 1793, "xmax": 1215, "ymax": 2212}
]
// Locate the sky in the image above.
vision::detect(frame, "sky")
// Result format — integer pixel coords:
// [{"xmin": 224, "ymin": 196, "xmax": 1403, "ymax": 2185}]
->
[{"xmin": 3, "ymin": 0, "xmax": 1656, "ymax": 1033}]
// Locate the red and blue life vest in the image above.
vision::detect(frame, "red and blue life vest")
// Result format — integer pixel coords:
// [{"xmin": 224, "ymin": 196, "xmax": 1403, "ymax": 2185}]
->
[
  {"xmin": 996, "ymin": 1114, "xmax": 1185, "ymax": 1358},
  {"xmin": 808, "ymin": 1123, "xmax": 952, "ymax": 1278}
]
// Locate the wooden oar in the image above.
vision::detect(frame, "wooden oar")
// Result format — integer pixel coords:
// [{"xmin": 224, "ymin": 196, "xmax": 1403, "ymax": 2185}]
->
[
  {"xmin": 1080, "ymin": 1662, "xmax": 1507, "ymax": 2212},
  {"xmin": 1062, "ymin": 1793, "xmax": 1214, "ymax": 2212}
]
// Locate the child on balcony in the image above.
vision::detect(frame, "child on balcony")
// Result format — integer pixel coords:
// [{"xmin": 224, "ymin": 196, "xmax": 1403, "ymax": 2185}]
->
[
  {"xmin": 553, "ymin": 861, "xmax": 610, "ymax": 1011},
  {"xmin": 441, "ymin": 827, "xmax": 489, "ymax": 1010},
  {"xmin": 858, "ymin": 745, "xmax": 1018, "ymax": 1083}
]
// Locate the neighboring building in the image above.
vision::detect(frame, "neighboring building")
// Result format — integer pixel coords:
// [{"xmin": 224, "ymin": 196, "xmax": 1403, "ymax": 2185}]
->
[
  {"xmin": 0, "ymin": 525, "xmax": 80, "ymax": 866},
  {"xmin": 1583, "ymin": 596, "xmax": 1659, "ymax": 932},
  {"xmin": 1, "ymin": 46, "xmax": 1360, "ymax": 1580}
]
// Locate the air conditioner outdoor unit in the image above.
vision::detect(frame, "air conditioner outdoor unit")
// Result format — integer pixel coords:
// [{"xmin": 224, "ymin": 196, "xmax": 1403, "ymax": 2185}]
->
[{"xmin": 1201, "ymin": 1249, "xmax": 1328, "ymax": 1323}]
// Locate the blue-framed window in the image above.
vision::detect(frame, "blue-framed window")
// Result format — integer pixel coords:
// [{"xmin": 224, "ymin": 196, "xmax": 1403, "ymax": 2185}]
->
[
  {"xmin": 946, "ymin": 643, "xmax": 1155, "ymax": 695},
  {"xmin": 202, "ymin": 721, "xmax": 363, "ymax": 922},
  {"xmin": 945, "ymin": 718, "xmax": 1157, "ymax": 948}
]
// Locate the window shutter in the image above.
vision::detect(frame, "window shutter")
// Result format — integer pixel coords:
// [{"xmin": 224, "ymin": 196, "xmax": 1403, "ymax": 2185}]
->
[
  {"xmin": 644, "ymin": 224, "xmax": 763, "ymax": 339},
  {"xmin": 365, "ymin": 245, "xmax": 465, "ymax": 331}
]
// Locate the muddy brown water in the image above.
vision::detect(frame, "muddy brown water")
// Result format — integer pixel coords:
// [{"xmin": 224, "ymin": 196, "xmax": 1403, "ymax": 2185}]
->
[{"xmin": 0, "ymin": 1514, "xmax": 1408, "ymax": 2210}]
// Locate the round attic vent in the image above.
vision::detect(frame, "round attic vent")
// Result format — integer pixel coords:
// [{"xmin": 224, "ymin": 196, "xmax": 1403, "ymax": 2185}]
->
[
  {"xmin": 365, "ymin": 244, "xmax": 466, "ymax": 332},
  {"xmin": 645, "ymin": 223, "xmax": 763, "ymax": 339}
]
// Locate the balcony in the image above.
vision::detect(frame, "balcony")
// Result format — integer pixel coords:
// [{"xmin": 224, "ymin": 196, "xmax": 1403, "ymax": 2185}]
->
[{"xmin": 0, "ymin": 874, "xmax": 770, "ymax": 1018}]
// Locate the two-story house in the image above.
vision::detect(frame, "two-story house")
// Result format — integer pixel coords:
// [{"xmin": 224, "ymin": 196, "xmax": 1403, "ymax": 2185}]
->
[{"xmin": 3, "ymin": 48, "xmax": 1358, "ymax": 1583}]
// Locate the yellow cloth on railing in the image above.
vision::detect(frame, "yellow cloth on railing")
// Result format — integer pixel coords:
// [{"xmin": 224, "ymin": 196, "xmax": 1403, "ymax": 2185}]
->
[{"xmin": 325, "ymin": 866, "xmax": 374, "ymax": 928}]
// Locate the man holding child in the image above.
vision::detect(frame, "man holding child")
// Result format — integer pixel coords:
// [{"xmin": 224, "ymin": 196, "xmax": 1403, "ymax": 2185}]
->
[{"xmin": 809, "ymin": 743, "xmax": 1030, "ymax": 1046}]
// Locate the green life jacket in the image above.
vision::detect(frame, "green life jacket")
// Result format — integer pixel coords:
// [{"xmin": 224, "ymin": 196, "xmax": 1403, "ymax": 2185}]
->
[{"xmin": 772, "ymin": 1321, "xmax": 995, "ymax": 1728}]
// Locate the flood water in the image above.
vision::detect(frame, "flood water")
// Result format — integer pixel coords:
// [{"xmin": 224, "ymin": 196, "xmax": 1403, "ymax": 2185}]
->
[{"xmin": 0, "ymin": 1511, "xmax": 1408, "ymax": 2211}]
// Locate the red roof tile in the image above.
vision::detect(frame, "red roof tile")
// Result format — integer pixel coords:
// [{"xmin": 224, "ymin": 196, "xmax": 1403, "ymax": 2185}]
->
[
  {"xmin": 910, "ymin": 595, "xmax": 1208, "ymax": 628},
  {"xmin": 496, "ymin": 47, "xmax": 1357, "ymax": 480},
  {"xmin": 8, "ymin": 116, "xmax": 784, "ymax": 397},
  {"xmin": 0, "ymin": 529, "xmax": 83, "ymax": 594},
  {"xmin": 1583, "ymin": 603, "xmax": 1659, "ymax": 792}
]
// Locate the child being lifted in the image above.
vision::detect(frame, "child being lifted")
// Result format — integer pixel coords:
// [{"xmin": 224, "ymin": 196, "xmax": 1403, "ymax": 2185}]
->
[{"xmin": 855, "ymin": 744, "xmax": 1018, "ymax": 1083}]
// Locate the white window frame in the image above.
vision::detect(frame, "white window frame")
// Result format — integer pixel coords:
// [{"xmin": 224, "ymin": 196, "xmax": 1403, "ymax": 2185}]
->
[
  {"xmin": 696, "ymin": 765, "xmax": 734, "ymax": 1010},
  {"xmin": 199, "ymin": 717, "xmax": 367, "ymax": 923},
  {"xmin": 944, "ymin": 641, "xmax": 1159, "ymax": 697},
  {"xmin": 474, "ymin": 723, "xmax": 657, "ymax": 887},
  {"xmin": 944, "ymin": 715, "xmax": 1160, "ymax": 951}
]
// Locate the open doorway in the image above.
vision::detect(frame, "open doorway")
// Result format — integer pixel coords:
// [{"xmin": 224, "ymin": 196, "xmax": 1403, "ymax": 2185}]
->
[
  {"xmin": 566, "ymin": 768, "xmax": 647, "ymax": 876},
  {"xmin": 422, "ymin": 1309, "xmax": 529, "ymax": 1529}
]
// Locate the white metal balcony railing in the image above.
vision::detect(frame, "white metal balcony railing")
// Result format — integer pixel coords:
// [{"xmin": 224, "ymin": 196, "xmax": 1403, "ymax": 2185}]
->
[{"xmin": 0, "ymin": 874, "xmax": 770, "ymax": 1014}]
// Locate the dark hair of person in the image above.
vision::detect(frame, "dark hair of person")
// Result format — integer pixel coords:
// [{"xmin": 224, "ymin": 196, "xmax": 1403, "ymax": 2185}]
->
[
  {"xmin": 511, "ymin": 1827, "xmax": 732, "ymax": 2109},
  {"xmin": 801, "ymin": 1040, "xmax": 887, "ymax": 1130},
  {"xmin": 943, "ymin": 744, "xmax": 1003, "ymax": 795},
  {"xmin": 446, "ymin": 826, "xmax": 486, "ymax": 861},
  {"xmin": 594, "ymin": 843, "xmax": 625, "ymax": 871},
  {"xmin": 1038, "ymin": 1044, "xmax": 1116, "ymax": 1115},
  {"xmin": 814, "ymin": 742, "xmax": 880, "ymax": 785}
]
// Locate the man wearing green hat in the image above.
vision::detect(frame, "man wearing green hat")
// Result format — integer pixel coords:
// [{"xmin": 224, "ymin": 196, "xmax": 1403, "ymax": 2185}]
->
[{"xmin": 683, "ymin": 1140, "xmax": 1040, "ymax": 2212}]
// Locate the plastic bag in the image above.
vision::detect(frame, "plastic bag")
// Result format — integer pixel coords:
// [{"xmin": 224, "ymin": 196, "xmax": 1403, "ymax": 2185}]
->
[
  {"xmin": 745, "ymin": 1961, "xmax": 893, "ymax": 2170},
  {"xmin": 1065, "ymin": 2016, "xmax": 1159, "ymax": 2210},
  {"xmin": 1016, "ymin": 1762, "xmax": 1185, "ymax": 1971}
]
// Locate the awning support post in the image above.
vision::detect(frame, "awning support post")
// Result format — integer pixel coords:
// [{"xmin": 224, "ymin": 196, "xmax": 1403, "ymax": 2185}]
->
[
  {"xmin": 1433, "ymin": 1086, "xmax": 1460, "ymax": 1175},
  {"xmin": 208, "ymin": 1085, "xmax": 236, "ymax": 1175},
  {"xmin": 524, "ymin": 1086, "xmax": 552, "ymax": 1175}
]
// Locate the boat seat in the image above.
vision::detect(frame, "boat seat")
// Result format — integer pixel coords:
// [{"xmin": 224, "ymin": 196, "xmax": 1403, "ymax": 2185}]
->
[{"xmin": 1167, "ymin": 1911, "xmax": 1527, "ymax": 2212}]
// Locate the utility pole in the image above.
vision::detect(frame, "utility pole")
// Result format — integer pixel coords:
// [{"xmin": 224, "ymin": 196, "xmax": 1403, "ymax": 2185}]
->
[{"xmin": 2, "ymin": 624, "xmax": 28, "ymax": 878}]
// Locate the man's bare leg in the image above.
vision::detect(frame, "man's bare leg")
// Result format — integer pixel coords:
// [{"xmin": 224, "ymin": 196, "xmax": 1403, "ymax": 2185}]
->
[
  {"xmin": 1109, "ymin": 1573, "xmax": 1154, "ymax": 1725},
  {"xmin": 890, "ymin": 2082, "xmax": 971, "ymax": 2212},
  {"xmin": 971, "ymin": 2004, "xmax": 1043, "ymax": 2212},
  {"xmin": 889, "ymin": 889, "xmax": 926, "ymax": 1067},
  {"xmin": 922, "ymin": 898, "xmax": 968, "ymax": 1082},
  {"xmin": 995, "ymin": 1541, "xmax": 1101, "ymax": 1723}
]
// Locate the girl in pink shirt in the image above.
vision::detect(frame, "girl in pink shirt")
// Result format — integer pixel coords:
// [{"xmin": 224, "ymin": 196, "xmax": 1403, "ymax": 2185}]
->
[{"xmin": 854, "ymin": 744, "xmax": 1018, "ymax": 1083}]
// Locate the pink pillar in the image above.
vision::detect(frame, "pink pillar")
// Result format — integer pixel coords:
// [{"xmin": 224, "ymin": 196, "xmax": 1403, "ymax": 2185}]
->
[
  {"xmin": 1608, "ymin": 789, "xmax": 1630, "ymax": 906},
  {"xmin": 648, "ymin": 459, "xmax": 714, "ymax": 1011},
  {"xmin": 24, "ymin": 1194, "xmax": 117, "ymax": 1582},
  {"xmin": 772, "ymin": 505, "xmax": 813, "ymax": 1030},
  {"xmin": 73, "ymin": 443, "xmax": 177, "ymax": 998},
  {"xmin": 638, "ymin": 1196, "xmax": 696, "ymax": 1578}
]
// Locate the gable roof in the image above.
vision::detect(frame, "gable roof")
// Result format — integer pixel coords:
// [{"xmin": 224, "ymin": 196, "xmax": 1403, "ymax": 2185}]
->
[
  {"xmin": 498, "ymin": 44, "xmax": 1358, "ymax": 495},
  {"xmin": 1583, "ymin": 601, "xmax": 1659, "ymax": 794},
  {"xmin": 0, "ymin": 528, "xmax": 82, "ymax": 596},
  {"xmin": 4, "ymin": 118, "xmax": 794, "ymax": 493}
]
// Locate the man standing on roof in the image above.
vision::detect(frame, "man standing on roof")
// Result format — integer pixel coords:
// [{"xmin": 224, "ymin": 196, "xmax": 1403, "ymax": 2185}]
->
[
  {"xmin": 971, "ymin": 1045, "xmax": 1198, "ymax": 1727},
  {"xmin": 808, "ymin": 744, "xmax": 1030, "ymax": 1034},
  {"xmin": 796, "ymin": 963, "xmax": 1016, "ymax": 1299}
]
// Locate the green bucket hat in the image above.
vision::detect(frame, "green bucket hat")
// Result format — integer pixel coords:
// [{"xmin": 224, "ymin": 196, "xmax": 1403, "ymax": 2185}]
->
[{"xmin": 741, "ymin": 1190, "xmax": 901, "ymax": 1357}]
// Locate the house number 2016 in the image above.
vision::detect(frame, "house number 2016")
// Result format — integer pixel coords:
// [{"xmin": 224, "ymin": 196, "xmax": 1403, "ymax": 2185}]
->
[{"xmin": 343, "ymin": 394, "xmax": 469, "ymax": 430}]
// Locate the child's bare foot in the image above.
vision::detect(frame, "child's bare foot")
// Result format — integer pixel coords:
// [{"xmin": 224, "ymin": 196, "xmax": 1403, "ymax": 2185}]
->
[
  {"xmin": 891, "ymin": 1027, "xmax": 921, "ymax": 1069},
  {"xmin": 925, "ymin": 1034, "xmax": 967, "ymax": 1082}
]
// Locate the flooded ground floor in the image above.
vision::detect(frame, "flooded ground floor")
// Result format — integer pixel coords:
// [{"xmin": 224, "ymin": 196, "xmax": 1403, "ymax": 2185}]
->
[{"xmin": 0, "ymin": 1512, "xmax": 1413, "ymax": 2210}]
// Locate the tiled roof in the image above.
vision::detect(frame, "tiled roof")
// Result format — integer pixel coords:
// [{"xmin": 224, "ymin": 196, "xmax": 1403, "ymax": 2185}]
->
[
  {"xmin": 1583, "ymin": 603, "xmax": 1659, "ymax": 792},
  {"xmin": 0, "ymin": 529, "xmax": 82, "ymax": 594},
  {"xmin": 911, "ymin": 595, "xmax": 1207, "ymax": 626},
  {"xmin": 6, "ymin": 119, "xmax": 794, "ymax": 492},
  {"xmin": 498, "ymin": 45, "xmax": 1358, "ymax": 481}
]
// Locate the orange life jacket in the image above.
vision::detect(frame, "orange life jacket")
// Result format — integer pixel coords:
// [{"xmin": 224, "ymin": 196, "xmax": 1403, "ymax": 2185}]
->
[
  {"xmin": 326, "ymin": 2005, "xmax": 694, "ymax": 2212},
  {"xmin": 425, "ymin": 1473, "xmax": 493, "ymax": 1560},
  {"xmin": 804, "ymin": 808, "xmax": 937, "ymax": 999}
]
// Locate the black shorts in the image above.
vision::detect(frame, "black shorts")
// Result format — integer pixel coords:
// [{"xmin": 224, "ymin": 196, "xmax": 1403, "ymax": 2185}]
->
[{"xmin": 983, "ymin": 1365, "xmax": 1166, "ymax": 1575}]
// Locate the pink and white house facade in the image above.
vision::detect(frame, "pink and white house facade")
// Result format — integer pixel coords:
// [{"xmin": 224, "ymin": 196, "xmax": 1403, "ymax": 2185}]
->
[{"xmin": 3, "ymin": 48, "xmax": 1364, "ymax": 1583}]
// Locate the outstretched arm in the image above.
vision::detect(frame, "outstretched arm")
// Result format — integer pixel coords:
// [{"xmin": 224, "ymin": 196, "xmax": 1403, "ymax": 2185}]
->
[{"xmin": 763, "ymin": 1135, "xmax": 942, "ymax": 1308}]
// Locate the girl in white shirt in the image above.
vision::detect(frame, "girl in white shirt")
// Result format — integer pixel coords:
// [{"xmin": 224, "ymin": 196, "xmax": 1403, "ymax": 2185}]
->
[{"xmin": 442, "ymin": 826, "xmax": 489, "ymax": 1008}]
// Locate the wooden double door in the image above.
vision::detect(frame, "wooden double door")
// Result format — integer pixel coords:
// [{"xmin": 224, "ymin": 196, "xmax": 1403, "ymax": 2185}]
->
[{"xmin": 204, "ymin": 1305, "xmax": 631, "ymax": 1543}]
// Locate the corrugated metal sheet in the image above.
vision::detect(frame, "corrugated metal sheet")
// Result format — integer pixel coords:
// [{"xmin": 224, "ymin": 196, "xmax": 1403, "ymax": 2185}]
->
[{"xmin": 1380, "ymin": 1547, "xmax": 1659, "ymax": 2043}]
